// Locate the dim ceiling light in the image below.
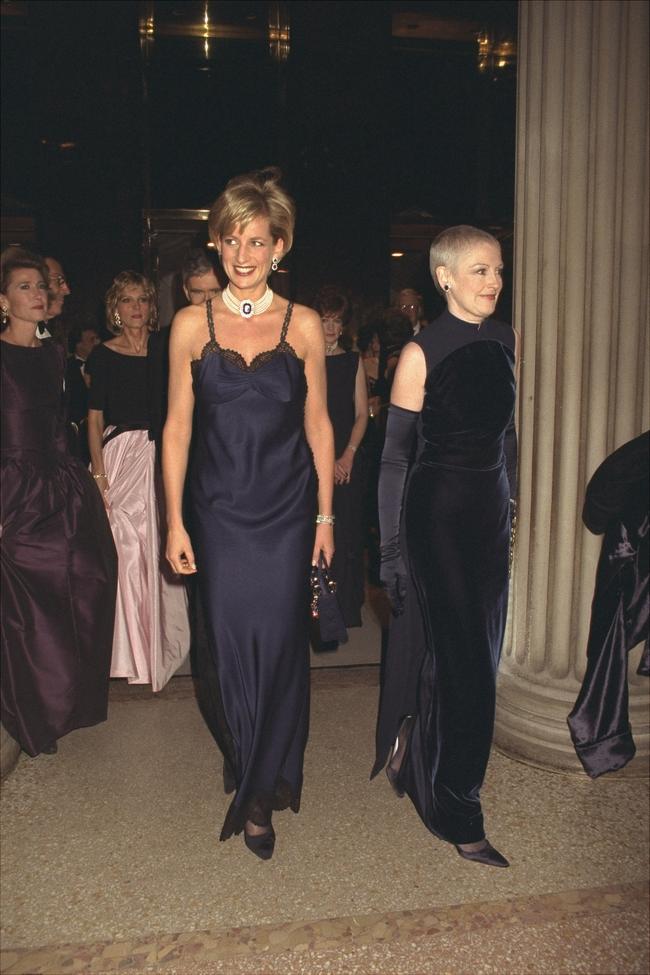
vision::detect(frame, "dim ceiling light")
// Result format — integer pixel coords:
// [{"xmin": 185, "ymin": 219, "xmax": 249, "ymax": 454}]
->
[{"xmin": 391, "ymin": 251, "xmax": 405, "ymax": 258}]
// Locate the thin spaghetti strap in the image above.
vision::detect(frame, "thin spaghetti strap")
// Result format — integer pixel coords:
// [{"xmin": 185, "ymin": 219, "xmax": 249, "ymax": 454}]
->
[
  {"xmin": 280, "ymin": 302, "xmax": 294, "ymax": 344},
  {"xmin": 206, "ymin": 298, "xmax": 217, "ymax": 343}
]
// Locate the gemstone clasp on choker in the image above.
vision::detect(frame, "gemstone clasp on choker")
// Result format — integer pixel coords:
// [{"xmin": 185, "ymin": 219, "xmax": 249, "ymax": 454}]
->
[{"xmin": 222, "ymin": 284, "xmax": 274, "ymax": 319}]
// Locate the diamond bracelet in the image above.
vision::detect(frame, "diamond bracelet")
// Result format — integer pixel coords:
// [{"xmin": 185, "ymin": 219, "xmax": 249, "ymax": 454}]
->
[{"xmin": 315, "ymin": 514, "xmax": 335, "ymax": 525}]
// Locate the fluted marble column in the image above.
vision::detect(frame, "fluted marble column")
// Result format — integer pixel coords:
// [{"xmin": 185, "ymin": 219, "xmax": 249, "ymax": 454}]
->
[{"xmin": 495, "ymin": 0, "xmax": 649, "ymax": 772}]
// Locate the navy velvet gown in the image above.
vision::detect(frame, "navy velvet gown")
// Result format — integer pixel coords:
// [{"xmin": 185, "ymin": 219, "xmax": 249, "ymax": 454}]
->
[
  {"xmin": 190, "ymin": 301, "xmax": 316, "ymax": 840},
  {"xmin": 373, "ymin": 309, "xmax": 517, "ymax": 845}
]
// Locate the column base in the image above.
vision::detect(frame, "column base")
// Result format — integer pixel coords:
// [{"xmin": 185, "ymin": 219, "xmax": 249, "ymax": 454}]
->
[{"xmin": 494, "ymin": 671, "xmax": 649, "ymax": 778}]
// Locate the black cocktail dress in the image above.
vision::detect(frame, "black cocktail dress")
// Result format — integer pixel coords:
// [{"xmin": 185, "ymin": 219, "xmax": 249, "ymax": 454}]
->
[
  {"xmin": 1, "ymin": 340, "xmax": 117, "ymax": 756},
  {"xmin": 373, "ymin": 309, "xmax": 517, "ymax": 844},
  {"xmin": 190, "ymin": 301, "xmax": 316, "ymax": 840},
  {"xmin": 326, "ymin": 351, "xmax": 365, "ymax": 627}
]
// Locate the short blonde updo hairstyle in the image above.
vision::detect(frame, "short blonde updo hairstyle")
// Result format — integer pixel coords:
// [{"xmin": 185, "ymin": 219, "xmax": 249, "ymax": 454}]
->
[
  {"xmin": 208, "ymin": 167, "xmax": 296, "ymax": 256},
  {"xmin": 429, "ymin": 225, "xmax": 501, "ymax": 297},
  {"xmin": 105, "ymin": 270, "xmax": 158, "ymax": 334}
]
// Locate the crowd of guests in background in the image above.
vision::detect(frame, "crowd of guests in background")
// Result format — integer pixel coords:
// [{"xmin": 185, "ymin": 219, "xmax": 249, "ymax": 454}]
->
[
  {"xmin": 2, "ymin": 186, "xmax": 645, "ymax": 872},
  {"xmin": 0, "ymin": 237, "xmax": 435, "ymax": 743}
]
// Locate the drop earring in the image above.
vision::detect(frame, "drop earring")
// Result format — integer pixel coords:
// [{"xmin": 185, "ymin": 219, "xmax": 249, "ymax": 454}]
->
[
  {"xmin": 271, "ymin": 256, "xmax": 279, "ymax": 272},
  {"xmin": 0, "ymin": 305, "xmax": 8, "ymax": 326},
  {"xmin": 113, "ymin": 313, "xmax": 122, "ymax": 330}
]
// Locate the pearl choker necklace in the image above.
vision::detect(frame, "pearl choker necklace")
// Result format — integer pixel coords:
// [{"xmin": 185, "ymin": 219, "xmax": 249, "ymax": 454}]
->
[{"xmin": 222, "ymin": 284, "xmax": 273, "ymax": 319}]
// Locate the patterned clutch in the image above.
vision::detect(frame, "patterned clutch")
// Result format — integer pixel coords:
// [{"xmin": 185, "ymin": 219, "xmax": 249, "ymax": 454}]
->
[{"xmin": 310, "ymin": 554, "xmax": 348, "ymax": 644}]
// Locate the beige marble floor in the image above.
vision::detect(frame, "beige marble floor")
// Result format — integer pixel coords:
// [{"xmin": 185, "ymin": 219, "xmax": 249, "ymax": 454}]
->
[{"xmin": 1, "ymin": 670, "xmax": 648, "ymax": 974}]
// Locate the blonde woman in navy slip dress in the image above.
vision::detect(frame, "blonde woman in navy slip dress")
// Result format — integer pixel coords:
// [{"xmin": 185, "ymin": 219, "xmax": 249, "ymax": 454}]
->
[{"xmin": 162, "ymin": 169, "xmax": 335, "ymax": 860}]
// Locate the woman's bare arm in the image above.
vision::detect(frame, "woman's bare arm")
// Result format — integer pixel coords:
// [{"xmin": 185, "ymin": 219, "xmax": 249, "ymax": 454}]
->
[
  {"xmin": 162, "ymin": 307, "xmax": 199, "ymax": 574},
  {"xmin": 87, "ymin": 408, "xmax": 108, "ymax": 506},
  {"xmin": 297, "ymin": 307, "xmax": 336, "ymax": 565},
  {"xmin": 335, "ymin": 356, "xmax": 369, "ymax": 483},
  {"xmin": 389, "ymin": 342, "xmax": 426, "ymax": 411}
]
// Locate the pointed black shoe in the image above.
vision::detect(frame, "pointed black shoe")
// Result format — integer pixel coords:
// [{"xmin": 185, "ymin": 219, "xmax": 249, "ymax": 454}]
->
[
  {"xmin": 385, "ymin": 714, "xmax": 415, "ymax": 798},
  {"xmin": 244, "ymin": 824, "xmax": 276, "ymax": 861},
  {"xmin": 455, "ymin": 840, "xmax": 509, "ymax": 868}
]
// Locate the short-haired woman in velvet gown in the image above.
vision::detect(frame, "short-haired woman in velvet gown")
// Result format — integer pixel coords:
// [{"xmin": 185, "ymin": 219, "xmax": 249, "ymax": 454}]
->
[
  {"xmin": 374, "ymin": 226, "xmax": 518, "ymax": 868},
  {"xmin": 163, "ymin": 168, "xmax": 335, "ymax": 859},
  {"xmin": 0, "ymin": 252, "xmax": 117, "ymax": 757}
]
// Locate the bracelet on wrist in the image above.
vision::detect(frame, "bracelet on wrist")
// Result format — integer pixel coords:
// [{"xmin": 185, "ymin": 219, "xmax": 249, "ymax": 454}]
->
[
  {"xmin": 92, "ymin": 473, "xmax": 108, "ymax": 480},
  {"xmin": 315, "ymin": 513, "xmax": 335, "ymax": 525},
  {"xmin": 347, "ymin": 444, "xmax": 357, "ymax": 453}
]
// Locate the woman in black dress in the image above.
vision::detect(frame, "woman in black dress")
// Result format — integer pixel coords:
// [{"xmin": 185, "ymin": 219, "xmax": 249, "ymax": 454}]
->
[
  {"xmin": 0, "ymin": 252, "xmax": 117, "ymax": 756},
  {"xmin": 374, "ymin": 226, "xmax": 518, "ymax": 868},
  {"xmin": 314, "ymin": 287, "xmax": 368, "ymax": 631},
  {"xmin": 163, "ymin": 169, "xmax": 335, "ymax": 859}
]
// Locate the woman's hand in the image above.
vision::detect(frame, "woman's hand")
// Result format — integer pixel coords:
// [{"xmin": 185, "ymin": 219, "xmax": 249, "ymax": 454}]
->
[
  {"xmin": 334, "ymin": 447, "xmax": 355, "ymax": 484},
  {"xmin": 166, "ymin": 527, "xmax": 197, "ymax": 575},
  {"xmin": 312, "ymin": 523, "xmax": 335, "ymax": 567},
  {"xmin": 380, "ymin": 550, "xmax": 408, "ymax": 616}
]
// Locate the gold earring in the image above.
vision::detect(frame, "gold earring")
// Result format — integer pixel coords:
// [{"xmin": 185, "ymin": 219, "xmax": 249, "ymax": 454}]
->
[
  {"xmin": 113, "ymin": 312, "xmax": 122, "ymax": 329},
  {"xmin": 0, "ymin": 305, "xmax": 8, "ymax": 326}
]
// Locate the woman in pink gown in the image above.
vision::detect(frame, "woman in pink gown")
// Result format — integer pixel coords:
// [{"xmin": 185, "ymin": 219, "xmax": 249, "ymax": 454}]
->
[{"xmin": 87, "ymin": 271, "xmax": 190, "ymax": 691}]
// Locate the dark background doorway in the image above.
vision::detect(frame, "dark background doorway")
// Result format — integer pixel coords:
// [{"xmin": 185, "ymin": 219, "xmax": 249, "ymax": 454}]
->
[{"xmin": 1, "ymin": 0, "xmax": 517, "ymax": 323}]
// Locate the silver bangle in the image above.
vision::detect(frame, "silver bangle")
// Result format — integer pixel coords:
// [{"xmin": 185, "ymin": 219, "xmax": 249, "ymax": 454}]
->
[{"xmin": 315, "ymin": 514, "xmax": 335, "ymax": 525}]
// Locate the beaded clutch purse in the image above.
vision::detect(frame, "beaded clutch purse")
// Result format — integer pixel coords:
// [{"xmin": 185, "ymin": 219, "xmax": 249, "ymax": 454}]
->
[{"xmin": 310, "ymin": 554, "xmax": 348, "ymax": 644}]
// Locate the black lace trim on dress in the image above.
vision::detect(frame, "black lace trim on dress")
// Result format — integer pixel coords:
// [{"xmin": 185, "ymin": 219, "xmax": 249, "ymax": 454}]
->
[
  {"xmin": 194, "ymin": 298, "xmax": 300, "ymax": 372},
  {"xmin": 220, "ymin": 777, "xmax": 302, "ymax": 841}
]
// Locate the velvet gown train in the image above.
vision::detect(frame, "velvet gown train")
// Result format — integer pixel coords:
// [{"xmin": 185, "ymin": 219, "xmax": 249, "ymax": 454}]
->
[
  {"xmin": 1, "ymin": 340, "xmax": 117, "ymax": 756},
  {"xmin": 373, "ymin": 310, "xmax": 517, "ymax": 845},
  {"xmin": 190, "ymin": 301, "xmax": 316, "ymax": 840}
]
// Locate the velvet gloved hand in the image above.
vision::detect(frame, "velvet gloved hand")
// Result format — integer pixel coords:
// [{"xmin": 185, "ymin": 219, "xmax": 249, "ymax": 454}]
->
[{"xmin": 378, "ymin": 404, "xmax": 419, "ymax": 616}]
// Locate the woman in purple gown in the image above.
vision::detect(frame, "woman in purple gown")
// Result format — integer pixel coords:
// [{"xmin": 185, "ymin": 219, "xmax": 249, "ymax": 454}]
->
[
  {"xmin": 163, "ymin": 169, "xmax": 335, "ymax": 859},
  {"xmin": 0, "ymin": 252, "xmax": 117, "ymax": 757}
]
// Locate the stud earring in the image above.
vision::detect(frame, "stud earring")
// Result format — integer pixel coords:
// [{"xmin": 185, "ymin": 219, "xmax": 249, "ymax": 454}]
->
[
  {"xmin": 444, "ymin": 284, "xmax": 450, "ymax": 292},
  {"xmin": 271, "ymin": 256, "xmax": 279, "ymax": 272}
]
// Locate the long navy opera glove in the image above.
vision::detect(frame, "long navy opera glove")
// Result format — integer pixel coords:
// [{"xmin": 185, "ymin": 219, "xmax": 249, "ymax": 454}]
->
[{"xmin": 378, "ymin": 404, "xmax": 419, "ymax": 615}]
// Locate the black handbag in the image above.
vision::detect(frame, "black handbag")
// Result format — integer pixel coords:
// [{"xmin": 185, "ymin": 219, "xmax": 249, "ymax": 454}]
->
[{"xmin": 310, "ymin": 554, "xmax": 348, "ymax": 644}]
